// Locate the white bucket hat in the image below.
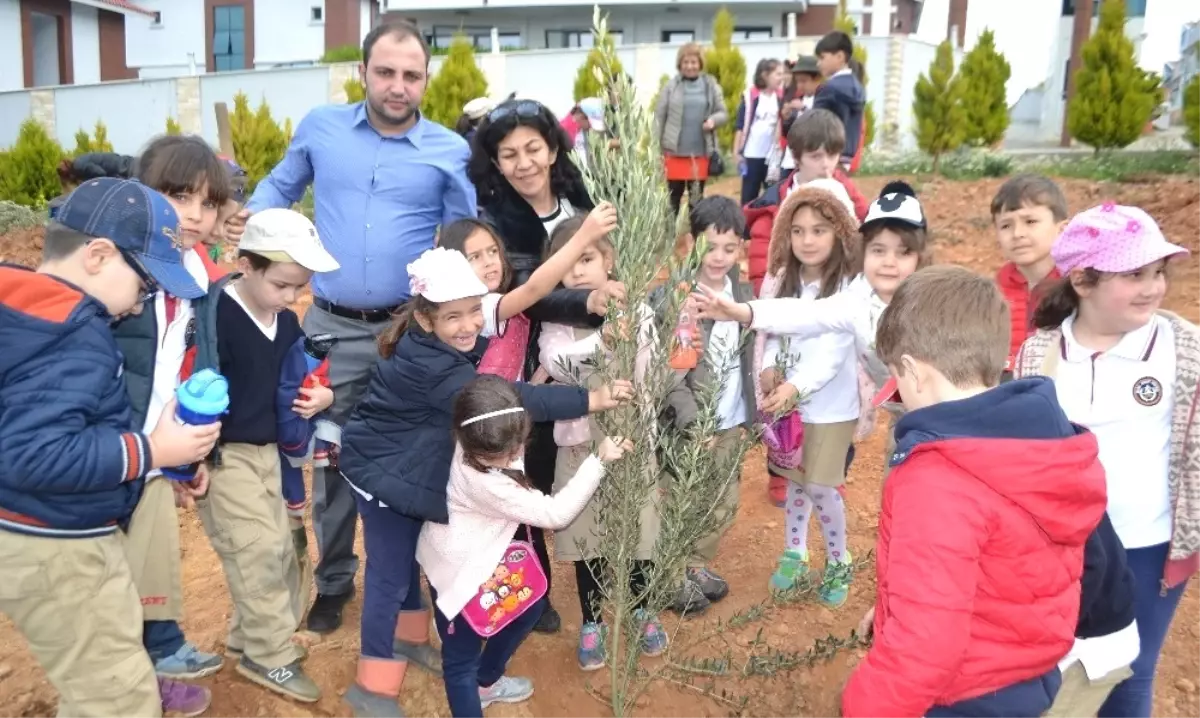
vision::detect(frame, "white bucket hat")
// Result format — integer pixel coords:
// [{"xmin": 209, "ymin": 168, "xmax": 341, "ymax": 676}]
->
[{"xmin": 407, "ymin": 246, "xmax": 489, "ymax": 303}]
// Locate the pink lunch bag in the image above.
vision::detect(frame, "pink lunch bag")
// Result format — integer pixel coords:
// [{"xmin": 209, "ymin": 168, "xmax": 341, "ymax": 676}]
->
[
  {"xmin": 459, "ymin": 528, "xmax": 548, "ymax": 637},
  {"xmin": 760, "ymin": 409, "xmax": 805, "ymax": 470}
]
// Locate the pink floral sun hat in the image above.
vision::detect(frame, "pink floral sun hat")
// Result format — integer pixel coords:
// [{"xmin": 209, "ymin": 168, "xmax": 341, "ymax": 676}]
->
[{"xmin": 1052, "ymin": 201, "xmax": 1189, "ymax": 274}]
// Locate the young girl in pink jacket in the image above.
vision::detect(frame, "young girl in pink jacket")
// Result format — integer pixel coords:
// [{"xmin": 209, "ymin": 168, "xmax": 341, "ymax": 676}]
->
[{"xmin": 416, "ymin": 375, "xmax": 631, "ymax": 717}]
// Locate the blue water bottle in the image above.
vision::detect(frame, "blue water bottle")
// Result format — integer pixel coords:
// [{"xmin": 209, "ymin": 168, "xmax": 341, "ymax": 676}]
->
[{"xmin": 161, "ymin": 368, "xmax": 229, "ymax": 481}]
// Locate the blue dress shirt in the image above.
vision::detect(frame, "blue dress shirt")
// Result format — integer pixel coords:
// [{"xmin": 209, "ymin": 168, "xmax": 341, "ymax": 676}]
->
[{"xmin": 246, "ymin": 102, "xmax": 477, "ymax": 309}]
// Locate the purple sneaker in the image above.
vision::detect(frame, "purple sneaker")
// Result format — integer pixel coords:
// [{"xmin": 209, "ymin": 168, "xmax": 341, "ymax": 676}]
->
[{"xmin": 159, "ymin": 677, "xmax": 211, "ymax": 717}]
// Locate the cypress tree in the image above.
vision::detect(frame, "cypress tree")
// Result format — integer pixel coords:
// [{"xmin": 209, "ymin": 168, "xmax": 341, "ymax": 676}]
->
[
  {"xmin": 958, "ymin": 29, "xmax": 1011, "ymax": 147},
  {"xmin": 424, "ymin": 35, "xmax": 489, "ymax": 127},
  {"xmin": 912, "ymin": 40, "xmax": 966, "ymax": 173},
  {"xmin": 834, "ymin": 3, "xmax": 875, "ymax": 147},
  {"xmin": 703, "ymin": 7, "xmax": 746, "ymax": 152},
  {"xmin": 1184, "ymin": 74, "xmax": 1199, "ymax": 149},
  {"xmin": 1067, "ymin": 0, "xmax": 1160, "ymax": 153},
  {"xmin": 574, "ymin": 33, "xmax": 623, "ymax": 102}
]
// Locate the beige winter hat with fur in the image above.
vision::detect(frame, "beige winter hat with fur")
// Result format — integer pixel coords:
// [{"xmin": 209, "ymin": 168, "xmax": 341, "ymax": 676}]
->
[{"xmin": 766, "ymin": 179, "xmax": 862, "ymax": 277}]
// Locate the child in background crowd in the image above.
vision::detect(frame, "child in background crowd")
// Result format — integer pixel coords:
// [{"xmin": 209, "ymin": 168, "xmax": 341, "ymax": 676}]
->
[
  {"xmin": 435, "ymin": 202, "xmax": 617, "ymax": 381},
  {"xmin": 812, "ymin": 30, "xmax": 866, "ymax": 171},
  {"xmin": 419, "ymin": 375, "xmax": 632, "ymax": 716},
  {"xmin": 843, "ymin": 266, "xmax": 1108, "ymax": 718},
  {"xmin": 193, "ymin": 208, "xmax": 340, "ymax": 702},
  {"xmin": 664, "ymin": 196, "xmax": 757, "ymax": 616},
  {"xmin": 992, "ymin": 174, "xmax": 1071, "ymax": 378},
  {"xmin": 538, "ymin": 216, "xmax": 668, "ymax": 670},
  {"xmin": 457, "ymin": 97, "xmax": 496, "ymax": 144},
  {"xmin": 1016, "ymin": 203, "xmax": 1198, "ymax": 718},
  {"xmin": 754, "ymin": 181, "xmax": 862, "ymax": 607},
  {"xmin": 0, "ymin": 178, "xmax": 222, "ymax": 718},
  {"xmin": 112, "ymin": 135, "xmax": 232, "ymax": 692},
  {"xmin": 779, "ymin": 55, "xmax": 822, "ymax": 173},
  {"xmin": 337, "ymin": 247, "xmax": 631, "ymax": 718},
  {"xmin": 200, "ymin": 156, "xmax": 249, "ymax": 267},
  {"xmin": 697, "ymin": 181, "xmax": 931, "ymax": 476},
  {"xmin": 733, "ymin": 58, "xmax": 785, "ymax": 205}
]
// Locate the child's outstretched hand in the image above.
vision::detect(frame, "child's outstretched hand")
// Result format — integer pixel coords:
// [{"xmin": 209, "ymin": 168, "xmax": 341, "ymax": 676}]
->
[
  {"xmin": 293, "ymin": 384, "xmax": 334, "ymax": 419},
  {"xmin": 692, "ymin": 284, "xmax": 752, "ymax": 324},
  {"xmin": 588, "ymin": 379, "xmax": 635, "ymax": 412},
  {"xmin": 579, "ymin": 201, "xmax": 618, "ymax": 241},
  {"xmin": 597, "ymin": 437, "xmax": 634, "ymax": 462}
]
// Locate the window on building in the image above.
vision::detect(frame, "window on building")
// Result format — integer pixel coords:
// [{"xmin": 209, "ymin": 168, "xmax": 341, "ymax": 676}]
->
[
  {"xmin": 733, "ymin": 26, "xmax": 772, "ymax": 41},
  {"xmin": 1062, "ymin": 0, "xmax": 1144, "ymax": 17},
  {"xmin": 212, "ymin": 5, "xmax": 246, "ymax": 71},
  {"xmin": 545, "ymin": 29, "xmax": 624, "ymax": 49},
  {"xmin": 430, "ymin": 26, "xmax": 523, "ymax": 51},
  {"xmin": 662, "ymin": 30, "xmax": 695, "ymax": 44},
  {"xmin": 310, "ymin": 6, "xmax": 323, "ymax": 23}
]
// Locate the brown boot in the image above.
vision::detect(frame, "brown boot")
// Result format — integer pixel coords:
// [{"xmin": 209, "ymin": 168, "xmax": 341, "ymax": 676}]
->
[
  {"xmin": 392, "ymin": 609, "xmax": 443, "ymax": 676},
  {"xmin": 344, "ymin": 657, "xmax": 406, "ymax": 718}
]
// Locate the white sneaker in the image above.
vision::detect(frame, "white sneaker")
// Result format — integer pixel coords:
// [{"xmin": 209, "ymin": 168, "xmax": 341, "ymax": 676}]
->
[{"xmin": 478, "ymin": 675, "xmax": 533, "ymax": 708}]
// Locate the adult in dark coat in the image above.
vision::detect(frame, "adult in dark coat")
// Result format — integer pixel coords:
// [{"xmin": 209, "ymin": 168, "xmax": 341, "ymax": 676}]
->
[{"xmin": 468, "ymin": 99, "xmax": 624, "ymax": 633}]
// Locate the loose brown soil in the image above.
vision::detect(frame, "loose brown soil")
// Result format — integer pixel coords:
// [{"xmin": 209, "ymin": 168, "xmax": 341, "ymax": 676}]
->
[{"xmin": 0, "ymin": 176, "xmax": 1197, "ymax": 717}]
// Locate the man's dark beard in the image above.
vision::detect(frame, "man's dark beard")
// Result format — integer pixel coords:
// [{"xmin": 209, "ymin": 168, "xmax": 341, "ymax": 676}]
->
[{"xmin": 368, "ymin": 95, "xmax": 416, "ymax": 127}]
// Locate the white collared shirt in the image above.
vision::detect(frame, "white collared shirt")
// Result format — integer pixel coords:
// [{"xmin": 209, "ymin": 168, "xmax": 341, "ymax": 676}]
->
[
  {"xmin": 141, "ymin": 250, "xmax": 210, "ymax": 479},
  {"xmin": 763, "ymin": 276, "xmax": 859, "ymax": 424},
  {"xmin": 1055, "ymin": 313, "xmax": 1175, "ymax": 549},
  {"xmin": 705, "ymin": 277, "xmax": 747, "ymax": 430},
  {"xmin": 1058, "ymin": 621, "xmax": 1140, "ymax": 681}
]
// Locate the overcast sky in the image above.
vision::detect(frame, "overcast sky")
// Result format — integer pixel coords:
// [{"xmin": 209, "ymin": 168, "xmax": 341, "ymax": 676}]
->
[{"xmin": 943, "ymin": 0, "xmax": 1199, "ymax": 104}]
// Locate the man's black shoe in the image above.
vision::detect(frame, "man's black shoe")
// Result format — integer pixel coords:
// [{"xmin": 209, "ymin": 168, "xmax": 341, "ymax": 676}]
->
[{"xmin": 306, "ymin": 589, "xmax": 354, "ymax": 634}]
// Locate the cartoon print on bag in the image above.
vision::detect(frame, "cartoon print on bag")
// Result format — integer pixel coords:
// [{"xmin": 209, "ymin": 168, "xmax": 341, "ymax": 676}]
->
[
  {"xmin": 497, "ymin": 585, "xmax": 511, "ymax": 599},
  {"xmin": 493, "ymin": 566, "xmax": 510, "ymax": 583},
  {"xmin": 1133, "ymin": 376, "xmax": 1163, "ymax": 407},
  {"xmin": 508, "ymin": 572, "xmax": 524, "ymax": 588},
  {"xmin": 517, "ymin": 586, "xmax": 533, "ymax": 602},
  {"xmin": 506, "ymin": 548, "xmax": 528, "ymax": 563},
  {"xmin": 479, "ymin": 592, "xmax": 497, "ymax": 610}
]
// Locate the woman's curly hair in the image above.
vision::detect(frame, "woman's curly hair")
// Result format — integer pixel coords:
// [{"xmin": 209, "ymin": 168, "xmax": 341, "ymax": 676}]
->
[{"xmin": 467, "ymin": 100, "xmax": 589, "ymax": 207}]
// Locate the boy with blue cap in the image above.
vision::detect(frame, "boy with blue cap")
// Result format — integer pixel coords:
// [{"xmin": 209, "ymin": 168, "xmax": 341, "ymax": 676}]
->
[{"xmin": 0, "ymin": 177, "xmax": 223, "ymax": 717}]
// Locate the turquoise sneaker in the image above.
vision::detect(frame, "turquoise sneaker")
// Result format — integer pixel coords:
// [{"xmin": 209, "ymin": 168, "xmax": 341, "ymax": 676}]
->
[
  {"xmin": 818, "ymin": 554, "xmax": 854, "ymax": 608},
  {"xmin": 577, "ymin": 622, "xmax": 605, "ymax": 671},
  {"xmin": 635, "ymin": 609, "xmax": 668, "ymax": 657},
  {"xmin": 153, "ymin": 642, "xmax": 223, "ymax": 680},
  {"xmin": 768, "ymin": 549, "xmax": 810, "ymax": 593}
]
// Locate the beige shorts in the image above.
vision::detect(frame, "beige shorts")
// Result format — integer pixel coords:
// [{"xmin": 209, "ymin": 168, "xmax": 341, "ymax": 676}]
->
[
  {"xmin": 0, "ymin": 531, "xmax": 161, "ymax": 717},
  {"xmin": 1043, "ymin": 660, "xmax": 1134, "ymax": 717},
  {"xmin": 770, "ymin": 420, "xmax": 857, "ymax": 487}
]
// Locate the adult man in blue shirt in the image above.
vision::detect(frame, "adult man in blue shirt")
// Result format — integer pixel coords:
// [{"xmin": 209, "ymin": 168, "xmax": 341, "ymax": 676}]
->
[{"xmin": 229, "ymin": 19, "xmax": 475, "ymax": 644}]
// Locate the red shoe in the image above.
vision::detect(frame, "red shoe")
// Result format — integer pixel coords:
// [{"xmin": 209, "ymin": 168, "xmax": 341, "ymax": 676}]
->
[{"xmin": 767, "ymin": 476, "xmax": 787, "ymax": 507}]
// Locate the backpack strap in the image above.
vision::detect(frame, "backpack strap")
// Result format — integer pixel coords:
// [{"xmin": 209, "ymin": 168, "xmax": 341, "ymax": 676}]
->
[{"xmin": 1040, "ymin": 336, "xmax": 1062, "ymax": 378}]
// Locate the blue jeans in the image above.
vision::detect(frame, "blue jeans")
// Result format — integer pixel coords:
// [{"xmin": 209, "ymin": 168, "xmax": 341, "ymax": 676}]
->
[
  {"xmin": 432, "ymin": 586, "xmax": 544, "ymax": 718},
  {"xmin": 143, "ymin": 620, "xmax": 186, "ymax": 661},
  {"xmin": 356, "ymin": 494, "xmax": 424, "ymax": 659},
  {"xmin": 1099, "ymin": 542, "xmax": 1187, "ymax": 718}
]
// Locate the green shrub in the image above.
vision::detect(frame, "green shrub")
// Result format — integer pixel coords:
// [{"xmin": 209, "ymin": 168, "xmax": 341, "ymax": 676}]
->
[
  {"xmin": 344, "ymin": 76, "xmax": 365, "ymax": 103},
  {"xmin": 703, "ymin": 7, "xmax": 746, "ymax": 152},
  {"xmin": 1067, "ymin": 0, "xmax": 1160, "ymax": 153},
  {"xmin": 0, "ymin": 119, "xmax": 64, "ymax": 207},
  {"xmin": 1182, "ymin": 74, "xmax": 1199, "ymax": 149},
  {"xmin": 321, "ymin": 45, "xmax": 361, "ymax": 63},
  {"xmin": 230, "ymin": 93, "xmax": 291, "ymax": 193},
  {"xmin": 958, "ymin": 28, "xmax": 1011, "ymax": 147},
  {"xmin": 72, "ymin": 129, "xmax": 91, "ymax": 157},
  {"xmin": 71, "ymin": 120, "xmax": 115, "ymax": 157},
  {"xmin": 166, "ymin": 117, "xmax": 182, "ymax": 135},
  {"xmin": 423, "ymin": 35, "xmax": 488, "ymax": 128},
  {"xmin": 574, "ymin": 34, "xmax": 623, "ymax": 102},
  {"xmin": 912, "ymin": 40, "xmax": 967, "ymax": 173},
  {"xmin": 0, "ymin": 199, "xmax": 43, "ymax": 235},
  {"xmin": 649, "ymin": 73, "xmax": 670, "ymax": 113}
]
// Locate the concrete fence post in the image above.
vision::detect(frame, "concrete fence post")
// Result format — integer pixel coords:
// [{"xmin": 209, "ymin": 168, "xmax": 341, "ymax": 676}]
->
[
  {"xmin": 881, "ymin": 34, "xmax": 905, "ymax": 150},
  {"xmin": 633, "ymin": 43, "xmax": 661, "ymax": 109},
  {"xmin": 29, "ymin": 90, "xmax": 56, "ymax": 137},
  {"xmin": 328, "ymin": 62, "xmax": 358, "ymax": 103},
  {"xmin": 175, "ymin": 76, "xmax": 203, "ymax": 135}
]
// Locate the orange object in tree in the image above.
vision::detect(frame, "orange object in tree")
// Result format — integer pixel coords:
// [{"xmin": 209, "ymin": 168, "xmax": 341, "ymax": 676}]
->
[{"xmin": 669, "ymin": 282, "xmax": 699, "ymax": 370}]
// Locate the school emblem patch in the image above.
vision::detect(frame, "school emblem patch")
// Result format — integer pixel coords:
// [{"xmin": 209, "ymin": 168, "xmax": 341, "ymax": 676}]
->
[{"xmin": 1132, "ymin": 376, "xmax": 1163, "ymax": 407}]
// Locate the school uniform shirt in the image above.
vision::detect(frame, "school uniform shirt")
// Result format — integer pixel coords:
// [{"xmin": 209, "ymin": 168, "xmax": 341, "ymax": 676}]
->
[
  {"xmin": 216, "ymin": 283, "xmax": 304, "ymax": 445},
  {"xmin": 1056, "ymin": 313, "xmax": 1175, "ymax": 550},
  {"xmin": 708, "ymin": 277, "xmax": 748, "ymax": 431},
  {"xmin": 762, "ymin": 277, "xmax": 860, "ymax": 424},
  {"xmin": 140, "ymin": 250, "xmax": 209, "ymax": 479},
  {"xmin": 417, "ymin": 445, "xmax": 604, "ymax": 619},
  {"xmin": 742, "ymin": 93, "xmax": 780, "ymax": 160}
]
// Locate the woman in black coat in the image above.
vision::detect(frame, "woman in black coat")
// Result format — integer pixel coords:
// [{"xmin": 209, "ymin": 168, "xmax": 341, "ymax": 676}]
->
[{"xmin": 468, "ymin": 99, "xmax": 624, "ymax": 633}]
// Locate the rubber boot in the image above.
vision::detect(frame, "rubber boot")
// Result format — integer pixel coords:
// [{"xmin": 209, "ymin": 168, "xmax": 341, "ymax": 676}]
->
[
  {"xmin": 344, "ymin": 657, "xmax": 406, "ymax": 718},
  {"xmin": 392, "ymin": 609, "xmax": 443, "ymax": 676}
]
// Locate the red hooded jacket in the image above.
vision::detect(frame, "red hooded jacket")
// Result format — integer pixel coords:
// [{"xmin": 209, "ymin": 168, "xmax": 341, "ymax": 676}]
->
[
  {"xmin": 744, "ymin": 168, "xmax": 869, "ymax": 295},
  {"xmin": 996, "ymin": 262, "xmax": 1061, "ymax": 371},
  {"xmin": 843, "ymin": 378, "xmax": 1107, "ymax": 717}
]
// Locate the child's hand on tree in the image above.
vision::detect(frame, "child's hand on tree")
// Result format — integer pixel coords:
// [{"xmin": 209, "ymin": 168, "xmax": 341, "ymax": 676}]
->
[
  {"xmin": 579, "ymin": 201, "xmax": 618, "ymax": 242},
  {"xmin": 597, "ymin": 436, "xmax": 634, "ymax": 462},
  {"xmin": 692, "ymin": 284, "xmax": 751, "ymax": 324},
  {"xmin": 759, "ymin": 367, "xmax": 783, "ymax": 395},
  {"xmin": 761, "ymin": 381, "xmax": 799, "ymax": 415},
  {"xmin": 586, "ymin": 280, "xmax": 627, "ymax": 316},
  {"xmin": 601, "ymin": 311, "xmax": 633, "ymax": 347},
  {"xmin": 293, "ymin": 384, "xmax": 334, "ymax": 419},
  {"xmin": 588, "ymin": 379, "xmax": 634, "ymax": 412}
]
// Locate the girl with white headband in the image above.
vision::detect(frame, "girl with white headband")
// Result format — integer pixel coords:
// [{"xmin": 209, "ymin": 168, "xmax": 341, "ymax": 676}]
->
[{"xmin": 417, "ymin": 374, "xmax": 631, "ymax": 716}]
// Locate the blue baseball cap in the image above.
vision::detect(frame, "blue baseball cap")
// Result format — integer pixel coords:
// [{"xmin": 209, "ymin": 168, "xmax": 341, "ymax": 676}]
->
[{"xmin": 54, "ymin": 178, "xmax": 203, "ymax": 300}]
